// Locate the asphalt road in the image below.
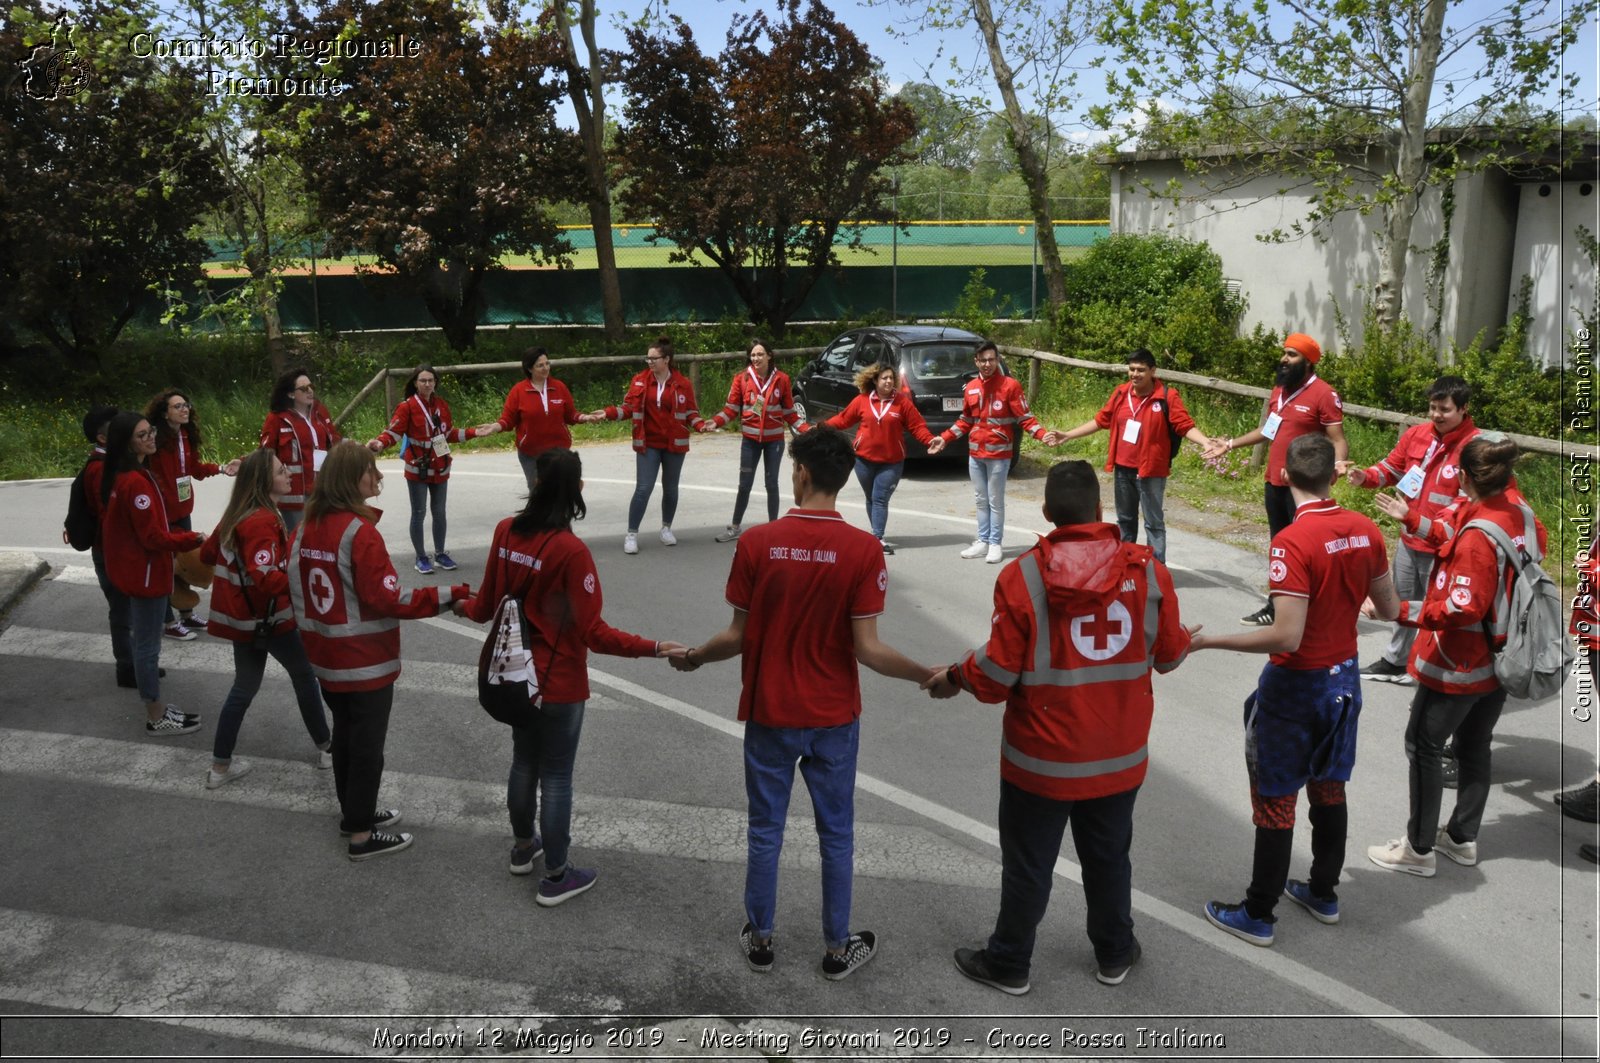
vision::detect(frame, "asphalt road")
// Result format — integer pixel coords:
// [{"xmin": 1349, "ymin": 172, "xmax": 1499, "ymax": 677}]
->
[{"xmin": 0, "ymin": 436, "xmax": 1595, "ymax": 1060}]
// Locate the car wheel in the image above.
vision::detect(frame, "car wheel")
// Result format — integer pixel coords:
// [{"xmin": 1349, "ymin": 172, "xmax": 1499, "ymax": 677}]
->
[{"xmin": 794, "ymin": 397, "xmax": 808, "ymax": 423}]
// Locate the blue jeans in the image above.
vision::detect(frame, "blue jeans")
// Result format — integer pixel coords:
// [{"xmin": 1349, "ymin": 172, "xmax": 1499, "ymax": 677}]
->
[
  {"xmin": 406, "ymin": 478, "xmax": 448, "ymax": 559},
  {"xmin": 853, "ymin": 458, "xmax": 903, "ymax": 540},
  {"xmin": 986, "ymin": 780, "xmax": 1139, "ymax": 977},
  {"xmin": 628, "ymin": 448, "xmax": 685, "ymax": 532},
  {"xmin": 91, "ymin": 546, "xmax": 132, "ymax": 672},
  {"xmin": 1112, "ymin": 465, "xmax": 1169, "ymax": 563},
  {"xmin": 743, "ymin": 718, "xmax": 859, "ymax": 949},
  {"xmin": 129, "ymin": 594, "xmax": 167, "ymax": 703},
  {"xmin": 508, "ymin": 701, "xmax": 586, "ymax": 874},
  {"xmin": 213, "ymin": 631, "xmax": 331, "ymax": 763},
  {"xmin": 733, "ymin": 438, "xmax": 785, "ymax": 525},
  {"xmin": 968, "ymin": 456, "xmax": 1010, "ymax": 545},
  {"xmin": 517, "ymin": 451, "xmax": 540, "ymax": 496},
  {"xmin": 166, "ymin": 514, "xmax": 193, "ymax": 624}
]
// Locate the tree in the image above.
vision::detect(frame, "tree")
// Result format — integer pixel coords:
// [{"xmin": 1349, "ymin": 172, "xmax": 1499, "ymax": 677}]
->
[
  {"xmin": 0, "ymin": 0, "xmax": 225, "ymax": 369},
  {"xmin": 615, "ymin": 0, "xmax": 916, "ymax": 335},
  {"xmin": 1100, "ymin": 0, "xmax": 1596, "ymax": 334},
  {"xmin": 897, "ymin": 82, "xmax": 981, "ymax": 169},
  {"xmin": 283, "ymin": 0, "xmax": 584, "ymax": 351}
]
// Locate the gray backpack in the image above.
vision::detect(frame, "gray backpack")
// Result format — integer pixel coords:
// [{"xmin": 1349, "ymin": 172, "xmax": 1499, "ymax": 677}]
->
[{"xmin": 1463, "ymin": 505, "xmax": 1573, "ymax": 701}]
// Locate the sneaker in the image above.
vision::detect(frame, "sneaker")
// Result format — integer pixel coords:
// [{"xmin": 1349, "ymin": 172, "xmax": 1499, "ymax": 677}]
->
[
  {"xmin": 821, "ymin": 931, "xmax": 877, "ymax": 980},
  {"xmin": 1095, "ymin": 939, "xmax": 1142, "ymax": 986},
  {"xmin": 953, "ymin": 947, "xmax": 1029, "ymax": 995},
  {"xmin": 960, "ymin": 540, "xmax": 987, "ymax": 559},
  {"xmin": 880, "ymin": 541, "xmax": 895, "ymax": 555},
  {"xmin": 433, "ymin": 552, "xmax": 458, "ymax": 571},
  {"xmin": 741, "ymin": 922, "xmax": 775, "ymax": 973},
  {"xmin": 1203, "ymin": 901, "xmax": 1274, "ymax": 946},
  {"xmin": 623, "ymin": 532, "xmax": 639, "ymax": 555},
  {"xmin": 985, "ymin": 543, "xmax": 1004, "ymax": 564},
  {"xmin": 536, "ymin": 865, "xmax": 598, "ymax": 907},
  {"xmin": 1283, "ymin": 880, "xmax": 1340, "ymax": 924},
  {"xmin": 146, "ymin": 707, "xmax": 200, "ymax": 736},
  {"xmin": 316, "ymin": 747, "xmax": 333, "ymax": 770},
  {"xmin": 182, "ymin": 611, "xmax": 206, "ymax": 629},
  {"xmin": 715, "ymin": 525, "xmax": 742, "ymax": 543},
  {"xmin": 1557, "ymin": 779, "xmax": 1600, "ymax": 823},
  {"xmin": 117, "ymin": 666, "xmax": 165, "ymax": 688},
  {"xmin": 659, "ymin": 527, "xmax": 677, "ymax": 546},
  {"xmin": 1240, "ymin": 603, "xmax": 1275, "ymax": 626},
  {"xmin": 1367, "ymin": 836, "xmax": 1436, "ymax": 877},
  {"xmin": 1360, "ymin": 658, "xmax": 1412, "ymax": 684},
  {"xmin": 509, "ymin": 838, "xmax": 545, "ymax": 875},
  {"xmin": 339, "ymin": 809, "xmax": 402, "ymax": 836},
  {"xmin": 163, "ymin": 622, "xmax": 196, "ymax": 641},
  {"xmin": 348, "ymin": 829, "xmax": 413, "ymax": 861},
  {"xmin": 1435, "ymin": 828, "xmax": 1478, "ymax": 866},
  {"xmin": 1440, "ymin": 748, "xmax": 1459, "ymax": 790},
  {"xmin": 414, "ymin": 556, "xmax": 434, "ymax": 575},
  {"xmin": 205, "ymin": 759, "xmax": 252, "ymax": 790}
]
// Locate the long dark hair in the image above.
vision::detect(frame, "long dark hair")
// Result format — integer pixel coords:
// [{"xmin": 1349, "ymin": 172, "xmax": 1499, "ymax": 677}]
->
[
  {"xmin": 144, "ymin": 388, "xmax": 203, "ymax": 452},
  {"xmin": 101, "ymin": 411, "xmax": 151, "ymax": 508},
  {"xmin": 269, "ymin": 366, "xmax": 312, "ymax": 413},
  {"xmin": 403, "ymin": 364, "xmax": 439, "ymax": 400},
  {"xmin": 511, "ymin": 449, "xmax": 586, "ymax": 533}
]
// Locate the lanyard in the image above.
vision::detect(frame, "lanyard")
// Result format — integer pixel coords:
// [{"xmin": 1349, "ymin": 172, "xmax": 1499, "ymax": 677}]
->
[
  {"xmin": 531, "ymin": 381, "xmax": 549, "ymax": 415},
  {"xmin": 176, "ymin": 431, "xmax": 187, "ymax": 476},
  {"xmin": 1125, "ymin": 386, "xmax": 1154, "ymax": 420},
  {"xmin": 411, "ymin": 394, "xmax": 441, "ymax": 435},
  {"xmin": 869, "ymin": 394, "xmax": 894, "ymax": 423},
  {"xmin": 747, "ymin": 368, "xmax": 777, "ymax": 404},
  {"xmin": 1274, "ymin": 375, "xmax": 1316, "ymax": 413},
  {"xmin": 294, "ymin": 408, "xmax": 321, "ymax": 447},
  {"xmin": 654, "ymin": 376, "xmax": 670, "ymax": 407}
]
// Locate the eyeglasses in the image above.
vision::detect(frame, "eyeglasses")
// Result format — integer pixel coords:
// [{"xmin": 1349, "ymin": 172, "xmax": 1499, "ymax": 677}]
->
[
  {"xmin": 132, "ymin": 429, "xmax": 154, "ymax": 440},
  {"xmin": 976, "ymin": 357, "xmax": 998, "ymax": 365},
  {"xmin": 168, "ymin": 402, "xmax": 190, "ymax": 410},
  {"xmin": 644, "ymin": 356, "xmax": 664, "ymax": 363},
  {"xmin": 293, "ymin": 384, "xmax": 314, "ymax": 392}
]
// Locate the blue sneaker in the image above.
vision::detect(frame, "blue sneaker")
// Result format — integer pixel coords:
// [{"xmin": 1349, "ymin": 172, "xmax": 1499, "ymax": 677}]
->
[
  {"xmin": 1283, "ymin": 880, "xmax": 1340, "ymax": 924},
  {"xmin": 535, "ymin": 865, "xmax": 597, "ymax": 907},
  {"xmin": 509, "ymin": 837, "xmax": 544, "ymax": 876},
  {"xmin": 414, "ymin": 556, "xmax": 434, "ymax": 575},
  {"xmin": 433, "ymin": 551, "xmax": 458, "ymax": 571},
  {"xmin": 1203, "ymin": 900, "xmax": 1274, "ymax": 946}
]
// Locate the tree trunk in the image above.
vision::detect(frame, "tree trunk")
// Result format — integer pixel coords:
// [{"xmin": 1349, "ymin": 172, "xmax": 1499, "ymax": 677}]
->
[
  {"xmin": 421, "ymin": 260, "xmax": 483, "ymax": 351},
  {"xmin": 1373, "ymin": 0, "xmax": 1446, "ymax": 338},
  {"xmin": 969, "ymin": 0, "xmax": 1068, "ymax": 313},
  {"xmin": 556, "ymin": 0, "xmax": 625, "ymax": 343}
]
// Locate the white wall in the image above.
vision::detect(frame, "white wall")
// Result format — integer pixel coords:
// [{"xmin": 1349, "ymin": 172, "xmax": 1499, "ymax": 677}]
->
[{"xmin": 1509, "ymin": 181, "xmax": 1600, "ymax": 368}]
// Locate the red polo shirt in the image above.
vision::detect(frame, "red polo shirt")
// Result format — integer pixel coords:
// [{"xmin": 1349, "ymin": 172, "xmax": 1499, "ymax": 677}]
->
[
  {"xmin": 1267, "ymin": 499, "xmax": 1389, "ymax": 669},
  {"xmin": 1264, "ymin": 375, "xmax": 1342, "ymax": 486}
]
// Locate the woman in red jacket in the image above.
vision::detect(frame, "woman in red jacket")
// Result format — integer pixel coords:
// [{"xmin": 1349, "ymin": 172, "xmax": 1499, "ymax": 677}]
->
[
  {"xmin": 201, "ymin": 449, "xmax": 333, "ymax": 789},
  {"xmin": 480, "ymin": 347, "xmax": 582, "ymax": 494},
  {"xmin": 289, "ymin": 442, "xmax": 470, "ymax": 861},
  {"xmin": 583, "ymin": 337, "xmax": 707, "ymax": 555},
  {"xmin": 1367, "ymin": 437, "xmax": 1549, "ymax": 877},
  {"xmin": 366, "ymin": 365, "xmax": 485, "ymax": 576},
  {"xmin": 825, "ymin": 363, "xmax": 943, "ymax": 554},
  {"xmin": 100, "ymin": 411, "xmax": 207, "ymax": 736},
  {"xmin": 458, "ymin": 449, "xmax": 682, "ymax": 904},
  {"xmin": 702, "ymin": 339, "xmax": 809, "ymax": 543},
  {"xmin": 260, "ymin": 366, "xmax": 341, "ymax": 535},
  {"xmin": 144, "ymin": 388, "xmax": 241, "ymax": 639}
]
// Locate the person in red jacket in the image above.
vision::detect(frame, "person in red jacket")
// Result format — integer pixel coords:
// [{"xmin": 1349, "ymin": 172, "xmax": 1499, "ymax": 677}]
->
[
  {"xmin": 1189, "ymin": 435, "xmax": 1398, "ymax": 946},
  {"xmin": 75, "ymin": 405, "xmax": 136, "ymax": 687},
  {"xmin": 457, "ymin": 449, "xmax": 684, "ymax": 904},
  {"xmin": 703, "ymin": 339, "xmax": 810, "ymax": 543},
  {"xmin": 1204, "ymin": 333, "xmax": 1348, "ymax": 625},
  {"xmin": 936, "ymin": 341, "xmax": 1057, "ymax": 564},
  {"xmin": 260, "ymin": 366, "xmax": 341, "ymax": 535},
  {"xmin": 144, "ymin": 389, "xmax": 241, "ymax": 639},
  {"xmin": 288, "ymin": 442, "xmax": 469, "ymax": 861},
  {"xmin": 926, "ymin": 459, "xmax": 1193, "ymax": 993},
  {"xmin": 1050, "ymin": 348, "xmax": 1215, "ymax": 563},
  {"xmin": 825, "ymin": 362, "xmax": 943, "ymax": 554},
  {"xmin": 366, "ymin": 364, "xmax": 486, "ymax": 576},
  {"xmin": 1367, "ymin": 436, "xmax": 1549, "ymax": 877},
  {"xmin": 200, "ymin": 449, "xmax": 333, "ymax": 789},
  {"xmin": 582, "ymin": 337, "xmax": 708, "ymax": 555},
  {"xmin": 100, "ymin": 411, "xmax": 207, "ymax": 736},
  {"xmin": 479, "ymin": 347, "xmax": 582, "ymax": 494}
]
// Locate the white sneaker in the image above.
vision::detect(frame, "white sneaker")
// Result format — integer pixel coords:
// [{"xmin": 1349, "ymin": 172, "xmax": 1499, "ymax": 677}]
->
[
  {"xmin": 960, "ymin": 541, "xmax": 987, "ymax": 559},
  {"xmin": 715, "ymin": 525, "xmax": 741, "ymax": 543},
  {"xmin": 205, "ymin": 759, "xmax": 251, "ymax": 789},
  {"xmin": 623, "ymin": 532, "xmax": 639, "ymax": 555},
  {"xmin": 316, "ymin": 748, "xmax": 333, "ymax": 770},
  {"xmin": 986, "ymin": 544, "xmax": 1004, "ymax": 564},
  {"xmin": 1435, "ymin": 828, "xmax": 1478, "ymax": 866},
  {"xmin": 1367, "ymin": 836, "xmax": 1436, "ymax": 877},
  {"xmin": 660, "ymin": 527, "xmax": 678, "ymax": 546}
]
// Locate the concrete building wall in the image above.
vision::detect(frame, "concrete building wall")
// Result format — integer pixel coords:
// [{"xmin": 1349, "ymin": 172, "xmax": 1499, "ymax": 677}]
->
[{"xmin": 1509, "ymin": 181, "xmax": 1600, "ymax": 367}]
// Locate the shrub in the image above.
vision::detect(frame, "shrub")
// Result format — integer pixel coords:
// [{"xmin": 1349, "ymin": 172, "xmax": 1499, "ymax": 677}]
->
[{"xmin": 947, "ymin": 268, "xmax": 1010, "ymax": 338}]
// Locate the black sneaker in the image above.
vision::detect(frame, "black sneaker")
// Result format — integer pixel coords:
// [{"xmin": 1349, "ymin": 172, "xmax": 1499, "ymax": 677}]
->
[
  {"xmin": 1360, "ymin": 658, "xmax": 1412, "ymax": 684},
  {"xmin": 741, "ymin": 922, "xmax": 774, "ymax": 973},
  {"xmin": 1240, "ymin": 602, "xmax": 1275, "ymax": 626},
  {"xmin": 1095, "ymin": 939, "xmax": 1142, "ymax": 986},
  {"xmin": 348, "ymin": 830, "xmax": 413, "ymax": 861},
  {"xmin": 821, "ymin": 931, "xmax": 877, "ymax": 981},
  {"xmin": 339, "ymin": 809, "xmax": 402, "ymax": 836},
  {"xmin": 953, "ymin": 947, "xmax": 1029, "ymax": 995},
  {"xmin": 1557, "ymin": 780, "xmax": 1600, "ymax": 823},
  {"xmin": 509, "ymin": 837, "xmax": 544, "ymax": 875}
]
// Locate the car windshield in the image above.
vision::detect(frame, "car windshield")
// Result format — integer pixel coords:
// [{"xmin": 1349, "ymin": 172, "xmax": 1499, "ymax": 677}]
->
[{"xmin": 903, "ymin": 343, "xmax": 982, "ymax": 383}]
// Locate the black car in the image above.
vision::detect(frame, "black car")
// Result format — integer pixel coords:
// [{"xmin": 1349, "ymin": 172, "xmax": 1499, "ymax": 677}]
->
[{"xmin": 793, "ymin": 325, "xmax": 1014, "ymax": 460}]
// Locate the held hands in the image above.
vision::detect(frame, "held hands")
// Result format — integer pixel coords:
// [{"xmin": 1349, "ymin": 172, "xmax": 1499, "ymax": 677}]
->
[
  {"xmin": 669, "ymin": 646, "xmax": 701, "ymax": 672},
  {"xmin": 449, "ymin": 598, "xmax": 471, "ymax": 618},
  {"xmin": 921, "ymin": 666, "xmax": 960, "ymax": 699},
  {"xmin": 1201, "ymin": 438, "xmax": 1230, "ymax": 462},
  {"xmin": 1041, "ymin": 430, "xmax": 1066, "ymax": 447},
  {"xmin": 1359, "ymin": 597, "xmax": 1377, "ymax": 619},
  {"xmin": 925, "ymin": 436, "xmax": 947, "ymax": 455},
  {"xmin": 366, "ymin": 439, "xmax": 384, "ymax": 452},
  {"xmin": 1184, "ymin": 623, "xmax": 1206, "ymax": 653},
  {"xmin": 222, "ymin": 458, "xmax": 242, "ymax": 476},
  {"xmin": 656, "ymin": 641, "xmax": 689, "ymax": 659},
  {"xmin": 578, "ymin": 411, "xmax": 604, "ymax": 424},
  {"xmin": 472, "ymin": 424, "xmax": 498, "ymax": 439}
]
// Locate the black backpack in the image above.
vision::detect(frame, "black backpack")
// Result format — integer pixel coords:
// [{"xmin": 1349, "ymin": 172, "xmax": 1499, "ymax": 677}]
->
[{"xmin": 62, "ymin": 462, "xmax": 97, "ymax": 551}]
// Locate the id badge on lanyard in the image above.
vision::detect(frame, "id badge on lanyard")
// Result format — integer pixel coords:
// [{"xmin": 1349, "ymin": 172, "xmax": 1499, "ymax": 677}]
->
[
  {"xmin": 1121, "ymin": 418, "xmax": 1142, "ymax": 444},
  {"xmin": 1395, "ymin": 465, "xmax": 1425, "ymax": 498},
  {"xmin": 1261, "ymin": 411, "xmax": 1283, "ymax": 440},
  {"xmin": 175, "ymin": 476, "xmax": 193, "ymax": 503}
]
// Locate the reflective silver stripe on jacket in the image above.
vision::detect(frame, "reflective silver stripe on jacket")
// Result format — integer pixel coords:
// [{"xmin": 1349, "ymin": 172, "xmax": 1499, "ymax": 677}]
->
[
  {"xmin": 289, "ymin": 518, "xmax": 401, "ymax": 638},
  {"xmin": 1003, "ymin": 741, "xmax": 1148, "ymax": 778},
  {"xmin": 311, "ymin": 660, "xmax": 402, "ymax": 684},
  {"xmin": 1427, "ymin": 492, "xmax": 1458, "ymax": 507},
  {"xmin": 1414, "ymin": 657, "xmax": 1496, "ymax": 686}
]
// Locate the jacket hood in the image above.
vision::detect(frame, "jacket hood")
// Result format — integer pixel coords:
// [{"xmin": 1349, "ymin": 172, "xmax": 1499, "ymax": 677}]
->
[{"xmin": 1034, "ymin": 524, "xmax": 1139, "ymax": 606}]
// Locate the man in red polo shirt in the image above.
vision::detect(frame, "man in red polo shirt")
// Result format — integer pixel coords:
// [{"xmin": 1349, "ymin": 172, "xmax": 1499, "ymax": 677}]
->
[
  {"xmin": 1204, "ymin": 333, "xmax": 1347, "ymax": 625},
  {"xmin": 1051, "ymin": 347, "xmax": 1216, "ymax": 562},
  {"xmin": 674, "ymin": 426, "xmax": 939, "ymax": 981},
  {"xmin": 1189, "ymin": 435, "xmax": 1398, "ymax": 946}
]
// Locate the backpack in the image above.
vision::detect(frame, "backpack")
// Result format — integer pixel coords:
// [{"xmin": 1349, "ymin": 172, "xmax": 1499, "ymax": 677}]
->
[
  {"xmin": 477, "ymin": 594, "xmax": 543, "ymax": 726},
  {"xmin": 1464, "ymin": 504, "xmax": 1573, "ymax": 700},
  {"xmin": 1158, "ymin": 386, "xmax": 1183, "ymax": 456},
  {"xmin": 62, "ymin": 463, "xmax": 96, "ymax": 551}
]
